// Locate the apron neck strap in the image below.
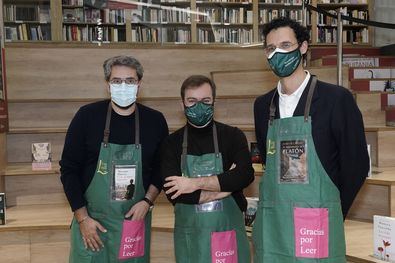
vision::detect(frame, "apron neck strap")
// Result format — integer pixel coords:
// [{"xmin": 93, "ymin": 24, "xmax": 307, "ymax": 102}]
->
[
  {"xmin": 269, "ymin": 91, "xmax": 277, "ymax": 125},
  {"xmin": 181, "ymin": 122, "xmax": 220, "ymax": 173},
  {"xmin": 304, "ymin": 76, "xmax": 317, "ymax": 122},
  {"xmin": 103, "ymin": 102, "xmax": 140, "ymax": 145},
  {"xmin": 268, "ymin": 75, "xmax": 317, "ymax": 124},
  {"xmin": 104, "ymin": 102, "xmax": 112, "ymax": 144}
]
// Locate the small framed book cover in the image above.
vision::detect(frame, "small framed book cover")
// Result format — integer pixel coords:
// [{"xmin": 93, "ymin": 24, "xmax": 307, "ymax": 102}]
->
[
  {"xmin": 0, "ymin": 193, "xmax": 5, "ymax": 225},
  {"xmin": 373, "ymin": 215, "xmax": 395, "ymax": 262},
  {"xmin": 111, "ymin": 165, "xmax": 136, "ymax": 201},
  {"xmin": 32, "ymin": 142, "xmax": 52, "ymax": 170},
  {"xmin": 250, "ymin": 142, "xmax": 263, "ymax": 173}
]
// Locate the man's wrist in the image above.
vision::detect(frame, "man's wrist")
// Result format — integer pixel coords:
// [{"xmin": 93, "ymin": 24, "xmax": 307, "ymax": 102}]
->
[{"xmin": 142, "ymin": 197, "xmax": 154, "ymax": 207}]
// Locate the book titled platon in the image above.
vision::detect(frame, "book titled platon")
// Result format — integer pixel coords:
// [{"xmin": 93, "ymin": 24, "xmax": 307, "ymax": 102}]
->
[
  {"xmin": 0, "ymin": 193, "xmax": 5, "ymax": 225},
  {"xmin": 280, "ymin": 140, "xmax": 308, "ymax": 184},
  {"xmin": 373, "ymin": 215, "xmax": 395, "ymax": 262},
  {"xmin": 32, "ymin": 142, "xmax": 52, "ymax": 170}
]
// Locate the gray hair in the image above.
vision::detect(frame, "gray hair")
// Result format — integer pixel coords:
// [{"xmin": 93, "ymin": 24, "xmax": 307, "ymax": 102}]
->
[{"xmin": 103, "ymin": 56, "xmax": 144, "ymax": 81}]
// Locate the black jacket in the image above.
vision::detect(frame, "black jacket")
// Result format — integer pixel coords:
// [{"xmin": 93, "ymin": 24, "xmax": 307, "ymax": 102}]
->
[{"xmin": 254, "ymin": 76, "xmax": 369, "ymax": 218}]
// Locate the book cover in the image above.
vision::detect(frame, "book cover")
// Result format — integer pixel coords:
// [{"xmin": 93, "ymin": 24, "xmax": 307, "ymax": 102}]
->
[
  {"xmin": 112, "ymin": 165, "xmax": 136, "ymax": 201},
  {"xmin": 280, "ymin": 140, "xmax": 308, "ymax": 183},
  {"xmin": 373, "ymin": 215, "xmax": 395, "ymax": 262},
  {"xmin": 245, "ymin": 197, "xmax": 258, "ymax": 227},
  {"xmin": 250, "ymin": 142, "xmax": 263, "ymax": 173},
  {"xmin": 32, "ymin": 142, "xmax": 52, "ymax": 170},
  {"xmin": 0, "ymin": 193, "xmax": 5, "ymax": 225}
]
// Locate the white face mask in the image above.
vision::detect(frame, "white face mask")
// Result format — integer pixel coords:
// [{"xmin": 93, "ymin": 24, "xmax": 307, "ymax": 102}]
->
[{"xmin": 110, "ymin": 83, "xmax": 138, "ymax": 107}]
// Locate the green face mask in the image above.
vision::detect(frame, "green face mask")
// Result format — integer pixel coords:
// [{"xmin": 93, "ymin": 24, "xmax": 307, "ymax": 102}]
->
[
  {"xmin": 268, "ymin": 47, "xmax": 302, "ymax": 78},
  {"xmin": 184, "ymin": 101, "xmax": 214, "ymax": 127}
]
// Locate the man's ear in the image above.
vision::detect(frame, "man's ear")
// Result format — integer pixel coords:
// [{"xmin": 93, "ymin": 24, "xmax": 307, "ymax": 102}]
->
[
  {"xmin": 300, "ymin": 40, "xmax": 308, "ymax": 56},
  {"xmin": 105, "ymin": 80, "xmax": 110, "ymax": 94},
  {"xmin": 180, "ymin": 100, "xmax": 185, "ymax": 111}
]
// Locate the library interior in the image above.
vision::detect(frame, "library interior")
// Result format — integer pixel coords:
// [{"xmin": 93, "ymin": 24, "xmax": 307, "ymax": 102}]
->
[{"xmin": 0, "ymin": 0, "xmax": 394, "ymax": 262}]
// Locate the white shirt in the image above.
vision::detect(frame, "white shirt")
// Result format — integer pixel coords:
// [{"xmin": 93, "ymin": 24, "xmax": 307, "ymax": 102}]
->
[{"xmin": 277, "ymin": 71, "xmax": 311, "ymax": 119}]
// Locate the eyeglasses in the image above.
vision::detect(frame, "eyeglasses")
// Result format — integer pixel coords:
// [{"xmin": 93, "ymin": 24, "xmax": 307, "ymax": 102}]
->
[
  {"xmin": 109, "ymin": 78, "xmax": 139, "ymax": 85},
  {"xmin": 264, "ymin": 42, "xmax": 298, "ymax": 56}
]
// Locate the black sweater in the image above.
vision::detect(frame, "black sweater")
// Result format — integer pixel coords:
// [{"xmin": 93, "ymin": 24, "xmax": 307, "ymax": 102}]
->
[
  {"xmin": 60, "ymin": 100, "xmax": 169, "ymax": 212},
  {"xmin": 160, "ymin": 121, "xmax": 255, "ymax": 211},
  {"xmin": 254, "ymin": 76, "xmax": 369, "ymax": 218}
]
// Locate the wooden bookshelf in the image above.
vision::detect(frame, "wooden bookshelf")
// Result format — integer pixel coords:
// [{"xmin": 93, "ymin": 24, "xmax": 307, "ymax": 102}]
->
[{"xmin": 2, "ymin": 0, "xmax": 373, "ymax": 46}]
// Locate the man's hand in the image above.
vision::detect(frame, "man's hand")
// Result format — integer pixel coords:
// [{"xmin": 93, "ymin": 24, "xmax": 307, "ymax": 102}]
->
[
  {"xmin": 79, "ymin": 217, "xmax": 107, "ymax": 252},
  {"xmin": 164, "ymin": 176, "xmax": 198, "ymax": 199},
  {"xmin": 125, "ymin": 201, "xmax": 150, "ymax": 220}
]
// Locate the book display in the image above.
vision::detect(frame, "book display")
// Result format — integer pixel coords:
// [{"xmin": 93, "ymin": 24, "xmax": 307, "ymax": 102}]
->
[{"xmin": 2, "ymin": 0, "xmax": 373, "ymax": 45}]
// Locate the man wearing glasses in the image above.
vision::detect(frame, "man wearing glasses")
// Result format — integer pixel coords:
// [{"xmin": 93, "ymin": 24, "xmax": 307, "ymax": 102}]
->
[
  {"xmin": 60, "ymin": 55, "xmax": 168, "ymax": 262},
  {"xmin": 161, "ymin": 75, "xmax": 254, "ymax": 262},
  {"xmin": 253, "ymin": 17, "xmax": 369, "ymax": 262}
]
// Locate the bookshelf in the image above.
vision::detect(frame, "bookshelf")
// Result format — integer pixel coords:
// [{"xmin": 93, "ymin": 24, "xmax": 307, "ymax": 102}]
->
[
  {"xmin": 314, "ymin": 0, "xmax": 370, "ymax": 45},
  {"xmin": 2, "ymin": 0, "xmax": 373, "ymax": 46},
  {"xmin": 4, "ymin": 0, "xmax": 52, "ymax": 41}
]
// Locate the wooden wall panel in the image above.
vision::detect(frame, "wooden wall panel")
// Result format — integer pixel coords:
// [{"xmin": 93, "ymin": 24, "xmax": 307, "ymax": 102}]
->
[
  {"xmin": 355, "ymin": 93, "xmax": 386, "ymax": 127},
  {"xmin": 378, "ymin": 130, "xmax": 395, "ymax": 167},
  {"xmin": 212, "ymin": 65, "xmax": 350, "ymax": 94},
  {"xmin": 0, "ymin": 231, "xmax": 31, "ymax": 262},
  {"xmin": 347, "ymin": 183, "xmax": 389, "ymax": 221},
  {"xmin": 6, "ymin": 47, "xmax": 267, "ymax": 100},
  {"xmin": 7, "ymin": 132, "xmax": 66, "ymax": 162},
  {"xmin": 5, "ymin": 174, "xmax": 67, "ymax": 206},
  {"xmin": 31, "ymin": 230, "xmax": 70, "ymax": 263}
]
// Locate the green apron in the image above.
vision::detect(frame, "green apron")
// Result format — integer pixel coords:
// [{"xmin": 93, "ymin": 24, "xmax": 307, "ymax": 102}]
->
[
  {"xmin": 69, "ymin": 103, "xmax": 151, "ymax": 263},
  {"xmin": 174, "ymin": 123, "xmax": 251, "ymax": 263},
  {"xmin": 253, "ymin": 77, "xmax": 346, "ymax": 263}
]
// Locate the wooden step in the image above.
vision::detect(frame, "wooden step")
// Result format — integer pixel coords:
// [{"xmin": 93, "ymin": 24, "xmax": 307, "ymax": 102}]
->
[
  {"xmin": 348, "ymin": 167, "xmax": 395, "ymax": 222},
  {"xmin": 6, "ymin": 125, "xmax": 394, "ymax": 166},
  {"xmin": 8, "ymin": 97, "xmax": 258, "ymax": 130},
  {"xmin": 212, "ymin": 65, "xmax": 350, "ymax": 91},
  {"xmin": 0, "ymin": 203, "xmax": 174, "ymax": 233},
  {"xmin": 0, "ymin": 203, "xmax": 379, "ymax": 262},
  {"xmin": 310, "ymin": 46, "xmax": 380, "ymax": 61},
  {"xmin": 349, "ymin": 67, "xmax": 395, "ymax": 79},
  {"xmin": 7, "ymin": 131, "xmax": 66, "ymax": 163},
  {"xmin": 321, "ymin": 55, "xmax": 395, "ymax": 67},
  {"xmin": 344, "ymin": 220, "xmax": 380, "ymax": 263},
  {"xmin": 351, "ymin": 79, "xmax": 395, "ymax": 92}
]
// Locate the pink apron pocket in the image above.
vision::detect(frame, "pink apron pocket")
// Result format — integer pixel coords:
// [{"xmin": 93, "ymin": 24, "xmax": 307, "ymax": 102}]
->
[
  {"xmin": 211, "ymin": 230, "xmax": 238, "ymax": 263},
  {"xmin": 294, "ymin": 207, "xmax": 329, "ymax": 258},
  {"xmin": 118, "ymin": 219, "xmax": 145, "ymax": 259}
]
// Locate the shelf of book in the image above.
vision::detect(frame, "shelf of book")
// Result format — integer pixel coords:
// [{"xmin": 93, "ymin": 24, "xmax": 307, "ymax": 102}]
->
[{"xmin": 2, "ymin": 0, "xmax": 373, "ymax": 46}]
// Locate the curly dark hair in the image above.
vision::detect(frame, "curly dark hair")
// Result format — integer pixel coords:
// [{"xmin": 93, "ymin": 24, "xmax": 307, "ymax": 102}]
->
[{"xmin": 262, "ymin": 17, "xmax": 310, "ymax": 60}]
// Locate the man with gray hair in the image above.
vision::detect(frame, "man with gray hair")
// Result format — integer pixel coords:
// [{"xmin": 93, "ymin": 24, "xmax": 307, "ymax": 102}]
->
[{"xmin": 60, "ymin": 55, "xmax": 168, "ymax": 262}]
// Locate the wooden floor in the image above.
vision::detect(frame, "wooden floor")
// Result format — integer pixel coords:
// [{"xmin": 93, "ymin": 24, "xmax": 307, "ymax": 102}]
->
[{"xmin": 0, "ymin": 203, "xmax": 384, "ymax": 262}]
